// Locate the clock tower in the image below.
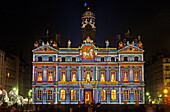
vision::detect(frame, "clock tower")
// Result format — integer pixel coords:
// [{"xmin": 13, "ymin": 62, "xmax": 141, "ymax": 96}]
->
[{"xmin": 81, "ymin": 7, "xmax": 96, "ymax": 43}]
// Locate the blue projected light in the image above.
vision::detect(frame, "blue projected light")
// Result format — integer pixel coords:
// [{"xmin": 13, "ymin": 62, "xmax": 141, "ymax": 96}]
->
[{"xmin": 84, "ymin": 3, "xmax": 88, "ymax": 7}]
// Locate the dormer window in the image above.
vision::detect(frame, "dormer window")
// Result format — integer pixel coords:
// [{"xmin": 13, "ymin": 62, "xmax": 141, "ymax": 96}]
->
[
  {"xmin": 101, "ymin": 57, "xmax": 105, "ymax": 62},
  {"xmin": 49, "ymin": 57, "xmax": 53, "ymax": 61},
  {"xmin": 134, "ymin": 57, "xmax": 139, "ymax": 61},
  {"xmin": 62, "ymin": 57, "xmax": 66, "ymax": 62},
  {"xmin": 38, "ymin": 57, "xmax": 42, "ymax": 61},
  {"xmin": 124, "ymin": 57, "xmax": 128, "ymax": 61},
  {"xmin": 111, "ymin": 57, "xmax": 115, "ymax": 62},
  {"xmin": 72, "ymin": 57, "xmax": 76, "ymax": 62}
]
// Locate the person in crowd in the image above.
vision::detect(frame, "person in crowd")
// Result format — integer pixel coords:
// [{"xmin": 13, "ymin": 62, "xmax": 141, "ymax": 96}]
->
[{"xmin": 95, "ymin": 102, "xmax": 103, "ymax": 112}]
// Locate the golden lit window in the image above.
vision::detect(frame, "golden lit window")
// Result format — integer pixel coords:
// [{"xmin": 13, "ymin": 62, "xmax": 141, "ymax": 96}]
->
[
  {"xmin": 123, "ymin": 70, "xmax": 128, "ymax": 81},
  {"xmin": 61, "ymin": 72, "xmax": 66, "ymax": 82},
  {"xmin": 60, "ymin": 89, "xmax": 65, "ymax": 100},
  {"xmin": 37, "ymin": 89, "xmax": 42, "ymax": 100},
  {"xmin": 48, "ymin": 71, "xmax": 53, "ymax": 81},
  {"xmin": 72, "ymin": 72, "xmax": 76, "ymax": 82},
  {"xmin": 100, "ymin": 71, "xmax": 105, "ymax": 82},
  {"xmin": 134, "ymin": 70, "xmax": 140, "ymax": 81},
  {"xmin": 134, "ymin": 89, "xmax": 140, "ymax": 101},
  {"xmin": 111, "ymin": 72, "xmax": 116, "ymax": 82},
  {"xmin": 71, "ymin": 89, "xmax": 76, "ymax": 100},
  {"xmin": 37, "ymin": 71, "xmax": 42, "ymax": 81},
  {"xmin": 111, "ymin": 89, "xmax": 117, "ymax": 100},
  {"xmin": 7, "ymin": 73, "xmax": 10, "ymax": 78},
  {"xmin": 47, "ymin": 89, "xmax": 53, "ymax": 100},
  {"xmin": 86, "ymin": 72, "xmax": 90, "ymax": 82},
  {"xmin": 124, "ymin": 90, "xmax": 129, "ymax": 101},
  {"xmin": 100, "ymin": 89, "xmax": 106, "ymax": 101}
]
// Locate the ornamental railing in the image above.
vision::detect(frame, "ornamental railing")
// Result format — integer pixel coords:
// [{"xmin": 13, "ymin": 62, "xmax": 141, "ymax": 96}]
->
[{"xmin": 57, "ymin": 81, "xmax": 119, "ymax": 85}]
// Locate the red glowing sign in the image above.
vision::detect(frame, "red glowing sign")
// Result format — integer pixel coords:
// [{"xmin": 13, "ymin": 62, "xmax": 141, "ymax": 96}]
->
[{"xmin": 82, "ymin": 46, "xmax": 94, "ymax": 59}]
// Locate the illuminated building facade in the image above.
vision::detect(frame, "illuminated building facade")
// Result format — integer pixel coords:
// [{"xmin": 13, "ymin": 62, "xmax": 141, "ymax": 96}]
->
[{"xmin": 32, "ymin": 8, "xmax": 145, "ymax": 104}]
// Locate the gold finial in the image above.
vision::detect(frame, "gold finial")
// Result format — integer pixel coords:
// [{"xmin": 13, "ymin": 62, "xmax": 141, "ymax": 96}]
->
[
  {"xmin": 127, "ymin": 29, "xmax": 130, "ymax": 33},
  {"xmin": 46, "ymin": 29, "xmax": 49, "ymax": 36},
  {"xmin": 87, "ymin": 7, "xmax": 90, "ymax": 10}
]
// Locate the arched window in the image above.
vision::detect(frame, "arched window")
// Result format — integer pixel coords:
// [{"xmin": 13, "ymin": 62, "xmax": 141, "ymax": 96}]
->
[
  {"xmin": 47, "ymin": 89, "xmax": 53, "ymax": 100},
  {"xmin": 49, "ymin": 57, "xmax": 53, "ymax": 61},
  {"xmin": 37, "ymin": 89, "xmax": 42, "ymax": 100},
  {"xmin": 100, "ymin": 89, "xmax": 106, "ymax": 101},
  {"xmin": 101, "ymin": 57, "xmax": 105, "ymax": 62},
  {"xmin": 124, "ymin": 90, "xmax": 129, "ymax": 101},
  {"xmin": 62, "ymin": 57, "xmax": 66, "ymax": 62},
  {"xmin": 48, "ymin": 71, "xmax": 53, "ymax": 81},
  {"xmin": 134, "ymin": 89, "xmax": 140, "ymax": 101},
  {"xmin": 60, "ymin": 89, "xmax": 65, "ymax": 100},
  {"xmin": 134, "ymin": 57, "xmax": 139, "ymax": 61},
  {"xmin": 37, "ymin": 71, "xmax": 42, "ymax": 81},
  {"xmin": 61, "ymin": 71, "xmax": 66, "ymax": 81},
  {"xmin": 111, "ymin": 89, "xmax": 117, "ymax": 101},
  {"xmin": 86, "ymin": 72, "xmax": 91, "ymax": 82},
  {"xmin": 111, "ymin": 57, "xmax": 115, "ymax": 62},
  {"xmin": 124, "ymin": 57, "xmax": 128, "ymax": 61},
  {"xmin": 38, "ymin": 57, "xmax": 42, "ymax": 61},
  {"xmin": 100, "ymin": 72, "xmax": 105, "ymax": 82},
  {"xmin": 72, "ymin": 57, "xmax": 76, "ymax": 62},
  {"xmin": 71, "ymin": 89, "xmax": 76, "ymax": 100}
]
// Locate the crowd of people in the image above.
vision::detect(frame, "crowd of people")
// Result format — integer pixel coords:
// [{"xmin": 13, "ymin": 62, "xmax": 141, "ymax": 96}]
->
[{"xmin": 0, "ymin": 101, "xmax": 168, "ymax": 112}]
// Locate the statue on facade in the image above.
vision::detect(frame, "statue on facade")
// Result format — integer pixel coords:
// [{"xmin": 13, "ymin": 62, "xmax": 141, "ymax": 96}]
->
[{"xmin": 67, "ymin": 40, "xmax": 71, "ymax": 48}]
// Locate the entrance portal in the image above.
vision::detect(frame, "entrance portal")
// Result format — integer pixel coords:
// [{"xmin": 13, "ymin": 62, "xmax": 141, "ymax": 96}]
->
[{"xmin": 84, "ymin": 89, "xmax": 93, "ymax": 104}]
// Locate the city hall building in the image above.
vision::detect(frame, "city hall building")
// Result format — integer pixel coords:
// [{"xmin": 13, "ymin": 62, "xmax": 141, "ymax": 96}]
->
[{"xmin": 32, "ymin": 8, "xmax": 145, "ymax": 104}]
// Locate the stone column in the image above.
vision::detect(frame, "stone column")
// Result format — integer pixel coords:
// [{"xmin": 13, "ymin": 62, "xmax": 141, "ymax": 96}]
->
[
  {"xmin": 32, "ymin": 87, "xmax": 35, "ymax": 104},
  {"xmin": 81, "ymin": 88, "xmax": 84, "ymax": 103},
  {"xmin": 55, "ymin": 66, "xmax": 58, "ymax": 81},
  {"xmin": 55, "ymin": 86, "xmax": 57, "ymax": 104},
  {"xmin": 106, "ymin": 67, "xmax": 109, "ymax": 81},
  {"xmin": 79, "ymin": 66, "xmax": 81, "ymax": 81},
  {"xmin": 119, "ymin": 86, "xmax": 122, "ymax": 104},
  {"xmin": 32, "ymin": 65, "xmax": 35, "ymax": 81},
  {"xmin": 107, "ymin": 89, "xmax": 111, "ymax": 103},
  {"xmin": 93, "ymin": 88, "xmax": 95, "ymax": 103},
  {"xmin": 67, "ymin": 66, "xmax": 70, "ymax": 81},
  {"xmin": 66, "ymin": 89, "xmax": 70, "ymax": 104},
  {"xmin": 43, "ymin": 89, "xmax": 46, "ymax": 104}
]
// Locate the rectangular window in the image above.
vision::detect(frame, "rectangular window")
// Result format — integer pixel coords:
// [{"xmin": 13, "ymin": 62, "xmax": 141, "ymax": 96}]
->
[
  {"xmin": 124, "ymin": 90, "xmax": 129, "ymax": 101},
  {"xmin": 48, "ymin": 71, "xmax": 53, "ymax": 81},
  {"xmin": 37, "ymin": 71, "xmax": 43, "ymax": 81}
]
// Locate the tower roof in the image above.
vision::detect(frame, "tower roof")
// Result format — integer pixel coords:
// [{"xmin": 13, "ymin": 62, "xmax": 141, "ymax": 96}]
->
[{"xmin": 82, "ymin": 10, "xmax": 95, "ymax": 18}]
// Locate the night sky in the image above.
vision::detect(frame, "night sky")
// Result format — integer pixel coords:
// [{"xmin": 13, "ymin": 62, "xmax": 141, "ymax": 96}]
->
[{"xmin": 0, "ymin": 0, "xmax": 170, "ymax": 62}]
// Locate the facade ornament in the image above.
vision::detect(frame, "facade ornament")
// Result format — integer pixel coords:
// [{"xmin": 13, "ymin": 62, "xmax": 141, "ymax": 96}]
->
[
  {"xmin": 67, "ymin": 40, "xmax": 71, "ymax": 48},
  {"xmin": 105, "ymin": 40, "xmax": 109, "ymax": 48}
]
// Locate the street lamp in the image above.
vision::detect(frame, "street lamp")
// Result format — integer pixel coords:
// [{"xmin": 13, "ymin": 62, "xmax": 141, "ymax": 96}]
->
[
  {"xmin": 12, "ymin": 87, "xmax": 18, "ymax": 95},
  {"xmin": 163, "ymin": 89, "xmax": 168, "ymax": 94},
  {"xmin": 163, "ymin": 88, "xmax": 168, "ymax": 104},
  {"xmin": 28, "ymin": 89, "xmax": 32, "ymax": 104}
]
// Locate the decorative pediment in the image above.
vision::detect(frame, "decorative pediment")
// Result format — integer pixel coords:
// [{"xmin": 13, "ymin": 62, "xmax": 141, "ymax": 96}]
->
[
  {"xmin": 118, "ymin": 45, "xmax": 144, "ymax": 52},
  {"xmin": 32, "ymin": 45, "xmax": 58, "ymax": 52}
]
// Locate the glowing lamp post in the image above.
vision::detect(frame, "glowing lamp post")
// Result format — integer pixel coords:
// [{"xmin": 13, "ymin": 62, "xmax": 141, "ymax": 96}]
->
[
  {"xmin": 0, "ymin": 90, "xmax": 2, "ymax": 94},
  {"xmin": 163, "ymin": 88, "xmax": 168, "ymax": 104},
  {"xmin": 28, "ymin": 89, "xmax": 33, "ymax": 104}
]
